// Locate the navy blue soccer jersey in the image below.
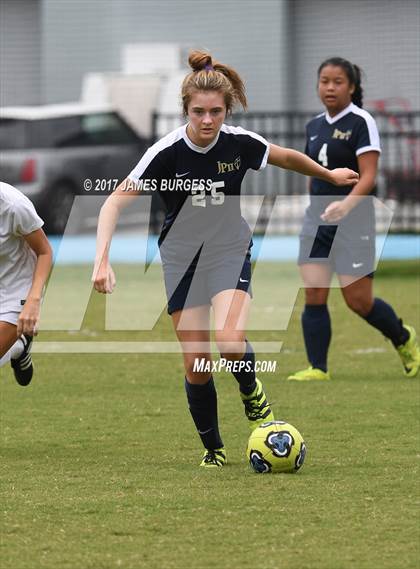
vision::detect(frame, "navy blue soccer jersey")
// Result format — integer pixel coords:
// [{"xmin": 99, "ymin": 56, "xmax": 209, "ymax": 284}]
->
[
  {"xmin": 302, "ymin": 103, "xmax": 381, "ymax": 241},
  {"xmin": 128, "ymin": 124, "xmax": 269, "ymax": 267},
  {"xmin": 305, "ymin": 102, "xmax": 381, "ymax": 196}
]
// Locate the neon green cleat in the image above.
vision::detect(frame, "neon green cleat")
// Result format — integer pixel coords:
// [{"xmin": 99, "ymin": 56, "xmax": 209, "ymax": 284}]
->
[
  {"xmin": 287, "ymin": 366, "xmax": 331, "ymax": 381},
  {"xmin": 240, "ymin": 378, "xmax": 275, "ymax": 431},
  {"xmin": 397, "ymin": 325, "xmax": 420, "ymax": 378},
  {"xmin": 200, "ymin": 447, "xmax": 227, "ymax": 468}
]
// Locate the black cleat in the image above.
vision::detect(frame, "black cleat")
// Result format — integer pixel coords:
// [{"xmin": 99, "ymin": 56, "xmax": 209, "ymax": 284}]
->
[{"xmin": 11, "ymin": 335, "xmax": 33, "ymax": 386}]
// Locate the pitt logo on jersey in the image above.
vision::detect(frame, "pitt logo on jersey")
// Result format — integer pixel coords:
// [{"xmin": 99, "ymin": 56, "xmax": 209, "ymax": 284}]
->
[
  {"xmin": 217, "ymin": 156, "xmax": 241, "ymax": 174},
  {"xmin": 332, "ymin": 128, "xmax": 352, "ymax": 141}
]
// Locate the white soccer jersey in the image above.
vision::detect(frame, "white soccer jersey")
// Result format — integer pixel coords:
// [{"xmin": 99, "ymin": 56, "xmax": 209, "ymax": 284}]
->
[{"xmin": 0, "ymin": 182, "xmax": 44, "ymax": 313}]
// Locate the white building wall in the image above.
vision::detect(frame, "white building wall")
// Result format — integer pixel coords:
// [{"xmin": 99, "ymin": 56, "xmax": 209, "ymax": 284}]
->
[
  {"xmin": 0, "ymin": 0, "xmax": 42, "ymax": 105},
  {"xmin": 1, "ymin": 0, "xmax": 418, "ymax": 112},
  {"xmin": 292, "ymin": 0, "xmax": 420, "ymax": 111},
  {"xmin": 41, "ymin": 0, "xmax": 290, "ymax": 111}
]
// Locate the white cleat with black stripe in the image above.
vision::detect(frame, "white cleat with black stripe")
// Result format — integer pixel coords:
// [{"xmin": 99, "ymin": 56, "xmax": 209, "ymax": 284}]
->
[{"xmin": 11, "ymin": 335, "xmax": 34, "ymax": 386}]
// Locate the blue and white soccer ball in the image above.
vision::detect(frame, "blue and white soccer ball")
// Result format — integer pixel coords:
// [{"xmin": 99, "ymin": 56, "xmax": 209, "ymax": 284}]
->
[{"xmin": 246, "ymin": 421, "xmax": 307, "ymax": 473}]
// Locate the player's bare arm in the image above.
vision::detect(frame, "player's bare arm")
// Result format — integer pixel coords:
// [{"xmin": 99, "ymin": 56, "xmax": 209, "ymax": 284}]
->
[
  {"xmin": 18, "ymin": 229, "xmax": 52, "ymax": 337},
  {"xmin": 321, "ymin": 151, "xmax": 379, "ymax": 222},
  {"xmin": 92, "ymin": 178, "xmax": 142, "ymax": 294},
  {"xmin": 267, "ymin": 143, "xmax": 359, "ymax": 186}
]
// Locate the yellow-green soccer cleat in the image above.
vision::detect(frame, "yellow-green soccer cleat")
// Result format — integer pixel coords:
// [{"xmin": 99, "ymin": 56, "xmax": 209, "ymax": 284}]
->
[
  {"xmin": 200, "ymin": 448, "xmax": 227, "ymax": 468},
  {"xmin": 287, "ymin": 366, "xmax": 331, "ymax": 381},
  {"xmin": 240, "ymin": 378, "xmax": 275, "ymax": 431},
  {"xmin": 397, "ymin": 325, "xmax": 420, "ymax": 378}
]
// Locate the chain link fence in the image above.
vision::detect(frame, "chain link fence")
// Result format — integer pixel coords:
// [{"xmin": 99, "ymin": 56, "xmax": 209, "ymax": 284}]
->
[{"xmin": 152, "ymin": 111, "xmax": 420, "ymax": 234}]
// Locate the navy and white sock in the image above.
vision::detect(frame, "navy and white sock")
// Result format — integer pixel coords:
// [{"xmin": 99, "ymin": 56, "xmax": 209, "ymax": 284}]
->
[
  {"xmin": 302, "ymin": 304, "xmax": 331, "ymax": 372},
  {"xmin": 363, "ymin": 298, "xmax": 409, "ymax": 348},
  {"xmin": 184, "ymin": 376, "xmax": 224, "ymax": 450},
  {"xmin": 231, "ymin": 340, "xmax": 257, "ymax": 396}
]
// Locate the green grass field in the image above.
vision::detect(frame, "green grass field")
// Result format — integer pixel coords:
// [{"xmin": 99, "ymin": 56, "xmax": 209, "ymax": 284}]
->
[{"xmin": 1, "ymin": 261, "xmax": 419, "ymax": 569}]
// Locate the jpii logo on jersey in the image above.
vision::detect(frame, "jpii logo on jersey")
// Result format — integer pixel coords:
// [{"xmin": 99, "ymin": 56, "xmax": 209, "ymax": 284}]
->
[
  {"xmin": 332, "ymin": 128, "xmax": 352, "ymax": 140},
  {"xmin": 217, "ymin": 156, "xmax": 241, "ymax": 174}
]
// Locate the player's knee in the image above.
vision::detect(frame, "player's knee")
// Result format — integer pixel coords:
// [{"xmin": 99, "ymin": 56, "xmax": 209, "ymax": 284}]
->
[
  {"xmin": 344, "ymin": 294, "xmax": 372, "ymax": 316},
  {"xmin": 184, "ymin": 354, "xmax": 212, "ymax": 382},
  {"xmin": 305, "ymin": 287, "xmax": 327, "ymax": 305},
  {"xmin": 215, "ymin": 330, "xmax": 245, "ymax": 359}
]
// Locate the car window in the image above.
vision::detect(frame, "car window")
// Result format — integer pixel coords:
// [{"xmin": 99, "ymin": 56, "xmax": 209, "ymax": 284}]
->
[
  {"xmin": 0, "ymin": 112, "xmax": 139, "ymax": 150},
  {"xmin": 42, "ymin": 113, "xmax": 139, "ymax": 147},
  {"xmin": 33, "ymin": 117, "xmax": 84, "ymax": 147},
  {"xmin": 81, "ymin": 113, "xmax": 139, "ymax": 145},
  {"xmin": 0, "ymin": 119, "xmax": 27, "ymax": 149}
]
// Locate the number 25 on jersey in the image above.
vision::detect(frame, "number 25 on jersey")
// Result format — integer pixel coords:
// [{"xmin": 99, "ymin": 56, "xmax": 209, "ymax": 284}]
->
[{"xmin": 192, "ymin": 181, "xmax": 225, "ymax": 207}]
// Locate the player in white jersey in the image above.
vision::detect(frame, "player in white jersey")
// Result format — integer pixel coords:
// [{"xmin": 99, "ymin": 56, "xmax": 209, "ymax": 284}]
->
[
  {"xmin": 0, "ymin": 182, "xmax": 52, "ymax": 385},
  {"xmin": 92, "ymin": 51, "xmax": 358, "ymax": 467}
]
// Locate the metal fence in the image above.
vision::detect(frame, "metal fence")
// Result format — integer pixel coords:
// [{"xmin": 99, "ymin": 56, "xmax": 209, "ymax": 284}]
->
[{"xmin": 152, "ymin": 111, "xmax": 420, "ymax": 233}]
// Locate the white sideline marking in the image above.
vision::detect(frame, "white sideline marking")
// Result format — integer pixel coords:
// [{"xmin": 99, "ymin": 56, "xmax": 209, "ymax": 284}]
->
[
  {"xmin": 352, "ymin": 348, "xmax": 387, "ymax": 354},
  {"xmin": 32, "ymin": 341, "xmax": 283, "ymax": 354}
]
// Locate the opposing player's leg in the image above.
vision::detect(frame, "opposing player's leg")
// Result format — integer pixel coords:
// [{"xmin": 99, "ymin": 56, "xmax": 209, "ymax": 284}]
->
[
  {"xmin": 339, "ymin": 275, "xmax": 420, "ymax": 377},
  {"xmin": 0, "ymin": 319, "xmax": 34, "ymax": 386},
  {"xmin": 212, "ymin": 289, "xmax": 275, "ymax": 429},
  {"xmin": 288, "ymin": 263, "xmax": 333, "ymax": 381},
  {"xmin": 0, "ymin": 321, "xmax": 19, "ymax": 360},
  {"xmin": 172, "ymin": 305, "xmax": 226, "ymax": 467}
]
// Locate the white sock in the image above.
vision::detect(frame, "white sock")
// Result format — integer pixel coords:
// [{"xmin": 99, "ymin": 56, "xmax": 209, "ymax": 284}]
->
[
  {"xmin": 0, "ymin": 349, "xmax": 12, "ymax": 367},
  {"xmin": 11, "ymin": 337, "xmax": 25, "ymax": 359},
  {"xmin": 0, "ymin": 337, "xmax": 25, "ymax": 367},
  {"xmin": 0, "ymin": 337, "xmax": 26, "ymax": 367}
]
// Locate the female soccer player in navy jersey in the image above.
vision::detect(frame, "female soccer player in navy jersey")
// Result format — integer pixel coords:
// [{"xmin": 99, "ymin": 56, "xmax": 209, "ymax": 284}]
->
[
  {"xmin": 288, "ymin": 57, "xmax": 420, "ymax": 382},
  {"xmin": 93, "ymin": 51, "xmax": 359, "ymax": 467}
]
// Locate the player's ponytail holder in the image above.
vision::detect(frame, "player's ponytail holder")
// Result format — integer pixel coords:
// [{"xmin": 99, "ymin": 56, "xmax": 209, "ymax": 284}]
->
[{"xmin": 204, "ymin": 63, "xmax": 214, "ymax": 71}]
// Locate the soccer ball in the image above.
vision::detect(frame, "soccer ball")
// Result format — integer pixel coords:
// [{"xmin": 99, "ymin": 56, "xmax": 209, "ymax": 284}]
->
[{"xmin": 246, "ymin": 421, "xmax": 307, "ymax": 474}]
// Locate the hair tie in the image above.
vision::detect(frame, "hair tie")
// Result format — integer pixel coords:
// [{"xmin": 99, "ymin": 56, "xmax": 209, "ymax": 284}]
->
[{"xmin": 204, "ymin": 64, "xmax": 214, "ymax": 71}]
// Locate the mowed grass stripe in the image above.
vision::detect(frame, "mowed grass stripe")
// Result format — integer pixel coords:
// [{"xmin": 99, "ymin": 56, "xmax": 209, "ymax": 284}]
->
[{"xmin": 1, "ymin": 260, "xmax": 419, "ymax": 569}]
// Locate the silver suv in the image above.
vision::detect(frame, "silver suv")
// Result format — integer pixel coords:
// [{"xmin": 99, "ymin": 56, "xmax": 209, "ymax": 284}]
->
[{"xmin": 0, "ymin": 104, "xmax": 148, "ymax": 233}]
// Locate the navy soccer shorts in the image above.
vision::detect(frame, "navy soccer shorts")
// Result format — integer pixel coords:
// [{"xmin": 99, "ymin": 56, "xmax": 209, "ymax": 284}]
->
[
  {"xmin": 298, "ymin": 227, "xmax": 375, "ymax": 277},
  {"xmin": 164, "ymin": 250, "xmax": 252, "ymax": 315}
]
